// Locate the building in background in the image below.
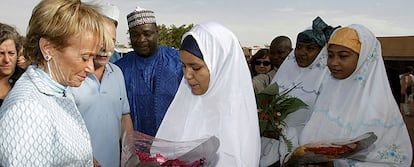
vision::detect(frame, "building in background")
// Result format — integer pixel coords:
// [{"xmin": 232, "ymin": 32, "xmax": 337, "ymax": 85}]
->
[{"xmin": 379, "ymin": 36, "xmax": 414, "ymax": 65}]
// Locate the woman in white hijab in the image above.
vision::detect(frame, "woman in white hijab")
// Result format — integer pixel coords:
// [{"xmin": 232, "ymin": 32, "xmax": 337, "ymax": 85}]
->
[
  {"xmin": 262, "ymin": 17, "xmax": 338, "ymax": 166},
  {"xmin": 156, "ymin": 22, "xmax": 261, "ymax": 167},
  {"xmin": 299, "ymin": 24, "xmax": 412, "ymax": 166}
]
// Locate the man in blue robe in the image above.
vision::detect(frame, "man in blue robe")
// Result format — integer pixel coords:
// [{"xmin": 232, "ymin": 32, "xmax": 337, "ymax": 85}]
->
[{"xmin": 115, "ymin": 6, "xmax": 183, "ymax": 136}]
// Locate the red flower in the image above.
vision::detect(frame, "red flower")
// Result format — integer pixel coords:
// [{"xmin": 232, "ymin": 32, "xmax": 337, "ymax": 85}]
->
[
  {"xmin": 259, "ymin": 113, "xmax": 270, "ymax": 120},
  {"xmin": 136, "ymin": 152, "xmax": 205, "ymax": 167}
]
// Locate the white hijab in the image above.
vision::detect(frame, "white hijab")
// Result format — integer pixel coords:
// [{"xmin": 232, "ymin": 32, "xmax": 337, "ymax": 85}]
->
[
  {"xmin": 271, "ymin": 46, "xmax": 329, "ymax": 131},
  {"xmin": 300, "ymin": 24, "xmax": 412, "ymax": 166},
  {"xmin": 156, "ymin": 22, "xmax": 261, "ymax": 167}
]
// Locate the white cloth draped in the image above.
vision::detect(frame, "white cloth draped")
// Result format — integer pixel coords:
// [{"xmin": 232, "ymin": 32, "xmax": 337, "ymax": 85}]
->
[
  {"xmin": 156, "ymin": 22, "xmax": 261, "ymax": 167},
  {"xmin": 300, "ymin": 24, "xmax": 412, "ymax": 166}
]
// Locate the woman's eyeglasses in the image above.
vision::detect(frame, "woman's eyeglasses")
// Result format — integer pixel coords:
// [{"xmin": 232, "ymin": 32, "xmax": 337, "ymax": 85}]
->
[{"xmin": 253, "ymin": 60, "xmax": 271, "ymax": 66}]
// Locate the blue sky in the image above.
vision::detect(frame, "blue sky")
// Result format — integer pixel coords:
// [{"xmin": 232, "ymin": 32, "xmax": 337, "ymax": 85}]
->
[{"xmin": 1, "ymin": 0, "xmax": 413, "ymax": 47}]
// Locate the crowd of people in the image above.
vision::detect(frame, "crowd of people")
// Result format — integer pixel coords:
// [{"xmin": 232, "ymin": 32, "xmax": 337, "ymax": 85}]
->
[{"xmin": 0, "ymin": 0, "xmax": 412, "ymax": 166}]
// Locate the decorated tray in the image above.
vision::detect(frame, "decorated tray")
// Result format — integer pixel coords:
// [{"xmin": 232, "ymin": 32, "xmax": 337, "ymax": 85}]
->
[{"xmin": 283, "ymin": 132, "xmax": 377, "ymax": 166}]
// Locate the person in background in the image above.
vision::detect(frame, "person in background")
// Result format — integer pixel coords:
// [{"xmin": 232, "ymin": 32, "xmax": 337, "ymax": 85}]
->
[
  {"xmin": 115, "ymin": 6, "xmax": 183, "ymax": 136},
  {"xmin": 399, "ymin": 66, "xmax": 414, "ymax": 116},
  {"xmin": 0, "ymin": 0, "xmax": 113, "ymax": 165},
  {"xmin": 95, "ymin": 1, "xmax": 122, "ymax": 64},
  {"xmin": 261, "ymin": 17, "xmax": 339, "ymax": 166},
  {"xmin": 0, "ymin": 23, "xmax": 25, "ymax": 107},
  {"xmin": 252, "ymin": 36, "xmax": 292, "ymax": 96},
  {"xmin": 70, "ymin": 1, "xmax": 133, "ymax": 167},
  {"xmin": 250, "ymin": 48, "xmax": 274, "ymax": 76},
  {"xmin": 250, "ymin": 48, "xmax": 277, "ymax": 94},
  {"xmin": 300, "ymin": 24, "xmax": 412, "ymax": 166},
  {"xmin": 156, "ymin": 22, "xmax": 260, "ymax": 166},
  {"xmin": 269, "ymin": 35, "xmax": 292, "ymax": 69}
]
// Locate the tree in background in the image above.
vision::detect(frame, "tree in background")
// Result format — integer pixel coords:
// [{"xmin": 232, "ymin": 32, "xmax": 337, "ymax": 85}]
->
[{"xmin": 158, "ymin": 24, "xmax": 194, "ymax": 49}]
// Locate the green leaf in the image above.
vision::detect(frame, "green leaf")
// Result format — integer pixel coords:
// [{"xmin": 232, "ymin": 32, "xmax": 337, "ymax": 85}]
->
[
  {"xmin": 279, "ymin": 98, "xmax": 307, "ymax": 119},
  {"xmin": 281, "ymin": 134, "xmax": 294, "ymax": 152},
  {"xmin": 258, "ymin": 82, "xmax": 279, "ymax": 96}
]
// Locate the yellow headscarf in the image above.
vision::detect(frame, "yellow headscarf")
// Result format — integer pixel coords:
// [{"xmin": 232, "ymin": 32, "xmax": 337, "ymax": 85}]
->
[{"xmin": 328, "ymin": 27, "xmax": 361, "ymax": 54}]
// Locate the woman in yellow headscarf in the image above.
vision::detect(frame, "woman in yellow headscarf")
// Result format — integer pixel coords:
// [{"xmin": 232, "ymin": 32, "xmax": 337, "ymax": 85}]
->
[{"xmin": 300, "ymin": 25, "xmax": 412, "ymax": 166}]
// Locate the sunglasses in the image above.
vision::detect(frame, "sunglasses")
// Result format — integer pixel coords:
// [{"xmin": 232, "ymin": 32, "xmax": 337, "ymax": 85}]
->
[{"xmin": 253, "ymin": 60, "xmax": 271, "ymax": 66}]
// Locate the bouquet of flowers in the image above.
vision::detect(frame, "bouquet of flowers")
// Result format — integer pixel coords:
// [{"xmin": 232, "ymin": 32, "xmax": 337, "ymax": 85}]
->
[
  {"xmin": 121, "ymin": 131, "xmax": 220, "ymax": 167},
  {"xmin": 256, "ymin": 82, "xmax": 307, "ymax": 151}
]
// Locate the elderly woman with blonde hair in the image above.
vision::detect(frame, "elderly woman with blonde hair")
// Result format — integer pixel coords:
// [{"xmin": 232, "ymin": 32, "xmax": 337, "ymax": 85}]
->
[{"xmin": 0, "ymin": 0, "xmax": 113, "ymax": 166}]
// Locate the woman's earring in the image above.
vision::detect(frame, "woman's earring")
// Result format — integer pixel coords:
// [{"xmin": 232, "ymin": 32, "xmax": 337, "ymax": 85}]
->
[
  {"xmin": 44, "ymin": 55, "xmax": 53, "ymax": 78},
  {"xmin": 44, "ymin": 55, "xmax": 51, "ymax": 61}
]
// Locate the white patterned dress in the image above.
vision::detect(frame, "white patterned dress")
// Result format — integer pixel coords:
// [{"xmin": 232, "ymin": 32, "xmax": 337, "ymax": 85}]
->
[{"xmin": 0, "ymin": 66, "xmax": 93, "ymax": 166}]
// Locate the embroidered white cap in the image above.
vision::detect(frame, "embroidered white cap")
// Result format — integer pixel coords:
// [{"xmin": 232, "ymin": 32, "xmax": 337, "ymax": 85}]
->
[{"xmin": 127, "ymin": 6, "xmax": 156, "ymax": 28}]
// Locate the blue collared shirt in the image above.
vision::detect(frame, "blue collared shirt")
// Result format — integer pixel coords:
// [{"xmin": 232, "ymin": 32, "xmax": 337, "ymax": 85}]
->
[{"xmin": 70, "ymin": 63, "xmax": 130, "ymax": 167}]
